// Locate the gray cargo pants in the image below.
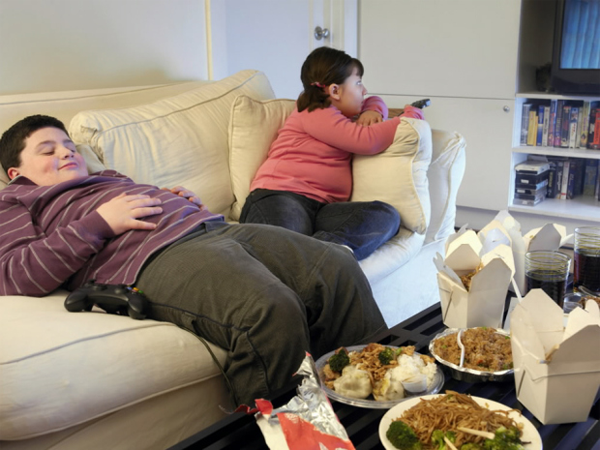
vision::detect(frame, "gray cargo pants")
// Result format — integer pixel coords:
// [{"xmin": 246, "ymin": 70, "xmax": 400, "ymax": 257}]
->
[{"xmin": 136, "ymin": 221, "xmax": 386, "ymax": 406}]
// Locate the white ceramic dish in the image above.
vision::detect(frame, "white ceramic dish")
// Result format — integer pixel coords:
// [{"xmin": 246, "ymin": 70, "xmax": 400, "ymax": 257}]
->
[
  {"xmin": 314, "ymin": 345, "xmax": 444, "ymax": 409},
  {"xmin": 379, "ymin": 394, "xmax": 542, "ymax": 450}
]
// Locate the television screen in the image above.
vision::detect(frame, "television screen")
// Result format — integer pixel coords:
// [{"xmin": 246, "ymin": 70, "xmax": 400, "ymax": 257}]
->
[
  {"xmin": 551, "ymin": 0, "xmax": 600, "ymax": 95},
  {"xmin": 559, "ymin": 0, "xmax": 600, "ymax": 70}
]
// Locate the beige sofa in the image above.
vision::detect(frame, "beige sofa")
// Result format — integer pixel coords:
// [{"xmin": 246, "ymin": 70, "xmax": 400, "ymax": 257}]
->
[{"xmin": 0, "ymin": 70, "xmax": 466, "ymax": 449}]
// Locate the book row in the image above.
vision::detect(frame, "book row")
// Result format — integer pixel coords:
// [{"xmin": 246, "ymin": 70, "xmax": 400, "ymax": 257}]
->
[
  {"xmin": 513, "ymin": 157, "xmax": 600, "ymax": 206},
  {"xmin": 519, "ymin": 99, "xmax": 600, "ymax": 150}
]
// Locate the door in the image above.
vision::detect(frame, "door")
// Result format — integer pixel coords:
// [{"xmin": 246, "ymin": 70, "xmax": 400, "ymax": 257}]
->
[{"xmin": 208, "ymin": 0, "xmax": 358, "ymax": 99}]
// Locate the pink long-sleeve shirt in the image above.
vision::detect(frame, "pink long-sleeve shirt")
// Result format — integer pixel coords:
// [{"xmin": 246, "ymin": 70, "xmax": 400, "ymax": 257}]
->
[{"xmin": 250, "ymin": 97, "xmax": 423, "ymax": 203}]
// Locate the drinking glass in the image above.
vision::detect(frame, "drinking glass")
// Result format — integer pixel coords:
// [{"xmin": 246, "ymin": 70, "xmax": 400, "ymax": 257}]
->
[
  {"xmin": 524, "ymin": 250, "xmax": 571, "ymax": 307},
  {"xmin": 574, "ymin": 226, "xmax": 600, "ymax": 295}
]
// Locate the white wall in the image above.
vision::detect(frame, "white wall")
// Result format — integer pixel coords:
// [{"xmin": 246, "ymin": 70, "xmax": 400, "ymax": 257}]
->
[{"xmin": 0, "ymin": 0, "xmax": 209, "ymax": 95}]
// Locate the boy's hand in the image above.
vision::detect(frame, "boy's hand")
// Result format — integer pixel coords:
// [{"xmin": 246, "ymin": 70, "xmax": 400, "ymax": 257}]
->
[
  {"xmin": 355, "ymin": 110, "xmax": 383, "ymax": 126},
  {"xmin": 162, "ymin": 186, "xmax": 207, "ymax": 210},
  {"xmin": 96, "ymin": 193, "xmax": 163, "ymax": 235}
]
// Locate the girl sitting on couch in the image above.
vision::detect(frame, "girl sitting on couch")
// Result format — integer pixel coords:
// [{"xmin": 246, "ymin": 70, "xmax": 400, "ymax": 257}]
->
[{"xmin": 240, "ymin": 47, "xmax": 424, "ymax": 260}]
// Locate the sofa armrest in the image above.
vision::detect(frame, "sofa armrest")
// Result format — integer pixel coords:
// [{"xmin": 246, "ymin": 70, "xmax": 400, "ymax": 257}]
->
[
  {"xmin": 351, "ymin": 117, "xmax": 432, "ymax": 235},
  {"xmin": 424, "ymin": 129, "xmax": 466, "ymax": 245}
]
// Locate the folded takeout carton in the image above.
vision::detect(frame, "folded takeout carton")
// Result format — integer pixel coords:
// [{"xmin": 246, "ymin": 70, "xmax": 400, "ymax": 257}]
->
[
  {"xmin": 489, "ymin": 211, "xmax": 572, "ymax": 295},
  {"xmin": 510, "ymin": 289, "xmax": 600, "ymax": 424},
  {"xmin": 435, "ymin": 225, "xmax": 515, "ymax": 328}
]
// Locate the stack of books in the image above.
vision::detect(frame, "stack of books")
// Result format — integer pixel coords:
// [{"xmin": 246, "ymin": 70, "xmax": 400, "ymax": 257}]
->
[{"xmin": 520, "ymin": 100, "xmax": 600, "ymax": 149}]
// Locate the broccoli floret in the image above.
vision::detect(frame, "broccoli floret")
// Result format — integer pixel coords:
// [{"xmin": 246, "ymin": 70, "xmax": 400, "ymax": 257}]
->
[
  {"xmin": 386, "ymin": 421, "xmax": 422, "ymax": 450},
  {"xmin": 482, "ymin": 427, "xmax": 525, "ymax": 450},
  {"xmin": 460, "ymin": 444, "xmax": 483, "ymax": 450},
  {"xmin": 328, "ymin": 348, "xmax": 350, "ymax": 373},
  {"xmin": 379, "ymin": 347, "xmax": 397, "ymax": 365},
  {"xmin": 494, "ymin": 426, "xmax": 521, "ymax": 443},
  {"xmin": 431, "ymin": 429, "xmax": 456, "ymax": 449}
]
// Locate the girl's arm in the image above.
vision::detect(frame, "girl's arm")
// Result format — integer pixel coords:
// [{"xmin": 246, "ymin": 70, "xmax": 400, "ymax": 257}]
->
[{"xmin": 302, "ymin": 106, "xmax": 400, "ymax": 155}]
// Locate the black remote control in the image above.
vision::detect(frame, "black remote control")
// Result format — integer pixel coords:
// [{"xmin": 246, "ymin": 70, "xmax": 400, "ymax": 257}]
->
[
  {"xmin": 411, "ymin": 98, "xmax": 431, "ymax": 109},
  {"xmin": 64, "ymin": 281, "xmax": 148, "ymax": 320}
]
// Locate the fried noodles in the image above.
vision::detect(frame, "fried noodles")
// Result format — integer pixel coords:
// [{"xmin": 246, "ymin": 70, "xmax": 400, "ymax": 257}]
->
[
  {"xmin": 432, "ymin": 327, "xmax": 513, "ymax": 371},
  {"xmin": 393, "ymin": 391, "xmax": 523, "ymax": 448}
]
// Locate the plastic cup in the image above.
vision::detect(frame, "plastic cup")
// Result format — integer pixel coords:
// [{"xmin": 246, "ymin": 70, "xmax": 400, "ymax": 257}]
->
[
  {"xmin": 524, "ymin": 250, "xmax": 571, "ymax": 307},
  {"xmin": 573, "ymin": 227, "xmax": 600, "ymax": 295}
]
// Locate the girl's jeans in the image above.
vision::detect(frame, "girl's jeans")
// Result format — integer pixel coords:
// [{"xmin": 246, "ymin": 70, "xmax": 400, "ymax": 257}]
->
[
  {"xmin": 240, "ymin": 189, "xmax": 401, "ymax": 260},
  {"xmin": 136, "ymin": 221, "xmax": 386, "ymax": 406}
]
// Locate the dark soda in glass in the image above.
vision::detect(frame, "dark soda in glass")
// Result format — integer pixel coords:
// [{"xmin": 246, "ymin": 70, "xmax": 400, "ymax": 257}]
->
[
  {"xmin": 574, "ymin": 250, "xmax": 600, "ymax": 293},
  {"xmin": 525, "ymin": 270, "xmax": 567, "ymax": 306}
]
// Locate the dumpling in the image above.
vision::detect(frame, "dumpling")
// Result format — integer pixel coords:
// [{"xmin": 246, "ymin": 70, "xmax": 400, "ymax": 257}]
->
[
  {"xmin": 333, "ymin": 365, "xmax": 372, "ymax": 399},
  {"xmin": 373, "ymin": 366, "xmax": 406, "ymax": 401}
]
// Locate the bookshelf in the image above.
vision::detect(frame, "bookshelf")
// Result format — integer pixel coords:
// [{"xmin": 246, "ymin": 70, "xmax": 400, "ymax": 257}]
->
[{"xmin": 510, "ymin": 93, "xmax": 600, "ymax": 224}]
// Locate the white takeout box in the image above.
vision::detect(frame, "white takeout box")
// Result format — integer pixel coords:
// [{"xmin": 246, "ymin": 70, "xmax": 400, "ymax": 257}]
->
[
  {"xmin": 510, "ymin": 289, "xmax": 600, "ymax": 424},
  {"xmin": 436, "ymin": 227, "xmax": 514, "ymax": 328},
  {"xmin": 492, "ymin": 211, "xmax": 573, "ymax": 295}
]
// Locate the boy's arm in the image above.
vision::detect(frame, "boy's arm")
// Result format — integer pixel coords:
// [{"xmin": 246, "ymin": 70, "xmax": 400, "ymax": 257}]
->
[{"xmin": 0, "ymin": 203, "xmax": 112, "ymax": 296}]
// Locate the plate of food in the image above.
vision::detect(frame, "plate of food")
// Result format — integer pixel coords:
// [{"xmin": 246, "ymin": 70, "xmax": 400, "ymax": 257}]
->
[
  {"xmin": 314, "ymin": 343, "xmax": 444, "ymax": 409},
  {"xmin": 429, "ymin": 327, "xmax": 514, "ymax": 383},
  {"xmin": 379, "ymin": 391, "xmax": 542, "ymax": 450}
]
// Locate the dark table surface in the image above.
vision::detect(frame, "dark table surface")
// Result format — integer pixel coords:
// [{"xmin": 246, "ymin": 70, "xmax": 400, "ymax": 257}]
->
[{"xmin": 171, "ymin": 303, "xmax": 600, "ymax": 450}]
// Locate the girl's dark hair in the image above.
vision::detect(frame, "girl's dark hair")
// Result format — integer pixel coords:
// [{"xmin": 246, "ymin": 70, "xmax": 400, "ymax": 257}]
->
[
  {"xmin": 0, "ymin": 114, "xmax": 69, "ymax": 173},
  {"xmin": 296, "ymin": 47, "xmax": 364, "ymax": 113}
]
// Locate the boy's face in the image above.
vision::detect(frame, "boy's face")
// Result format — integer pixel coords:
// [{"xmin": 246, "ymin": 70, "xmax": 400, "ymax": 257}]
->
[{"xmin": 7, "ymin": 127, "xmax": 88, "ymax": 186}]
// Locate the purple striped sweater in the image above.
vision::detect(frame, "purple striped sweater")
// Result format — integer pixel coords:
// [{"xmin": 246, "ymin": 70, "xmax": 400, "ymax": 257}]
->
[{"xmin": 0, "ymin": 170, "xmax": 223, "ymax": 296}]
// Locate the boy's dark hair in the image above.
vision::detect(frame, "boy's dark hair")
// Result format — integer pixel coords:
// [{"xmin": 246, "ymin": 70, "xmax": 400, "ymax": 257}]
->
[
  {"xmin": 296, "ymin": 47, "xmax": 364, "ymax": 113},
  {"xmin": 0, "ymin": 115, "xmax": 69, "ymax": 173}
]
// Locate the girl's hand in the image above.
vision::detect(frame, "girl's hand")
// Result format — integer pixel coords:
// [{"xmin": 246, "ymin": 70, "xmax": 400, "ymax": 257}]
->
[
  {"xmin": 162, "ymin": 186, "xmax": 207, "ymax": 210},
  {"xmin": 355, "ymin": 110, "xmax": 383, "ymax": 126},
  {"xmin": 96, "ymin": 193, "xmax": 163, "ymax": 235}
]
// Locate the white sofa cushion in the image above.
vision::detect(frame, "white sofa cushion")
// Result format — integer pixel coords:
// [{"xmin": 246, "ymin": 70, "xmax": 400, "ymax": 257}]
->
[
  {"xmin": 0, "ymin": 169, "xmax": 8, "ymax": 190},
  {"xmin": 228, "ymin": 96, "xmax": 296, "ymax": 221},
  {"xmin": 0, "ymin": 291, "xmax": 228, "ymax": 440},
  {"xmin": 352, "ymin": 117, "xmax": 432, "ymax": 235},
  {"xmin": 425, "ymin": 129, "xmax": 467, "ymax": 244},
  {"xmin": 68, "ymin": 70, "xmax": 275, "ymax": 217}
]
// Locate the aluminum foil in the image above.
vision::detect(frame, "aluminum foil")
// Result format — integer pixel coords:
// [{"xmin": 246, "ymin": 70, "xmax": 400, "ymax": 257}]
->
[
  {"xmin": 429, "ymin": 328, "xmax": 514, "ymax": 383},
  {"xmin": 263, "ymin": 353, "xmax": 350, "ymax": 441}
]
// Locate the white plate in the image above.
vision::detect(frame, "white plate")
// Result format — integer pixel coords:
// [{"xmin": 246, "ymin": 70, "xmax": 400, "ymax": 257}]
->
[
  {"xmin": 379, "ymin": 394, "xmax": 542, "ymax": 450},
  {"xmin": 315, "ymin": 345, "xmax": 444, "ymax": 409}
]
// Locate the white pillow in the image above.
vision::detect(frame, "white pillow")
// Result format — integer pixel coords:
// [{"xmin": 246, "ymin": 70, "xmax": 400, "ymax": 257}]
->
[
  {"xmin": 0, "ymin": 168, "xmax": 8, "ymax": 190},
  {"xmin": 228, "ymin": 96, "xmax": 296, "ymax": 220},
  {"xmin": 351, "ymin": 118, "xmax": 433, "ymax": 235},
  {"xmin": 425, "ymin": 129, "xmax": 467, "ymax": 244},
  {"xmin": 69, "ymin": 70, "xmax": 275, "ymax": 217}
]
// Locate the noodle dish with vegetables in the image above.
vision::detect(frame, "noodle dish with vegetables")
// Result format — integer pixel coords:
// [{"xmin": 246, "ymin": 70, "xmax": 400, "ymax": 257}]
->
[{"xmin": 383, "ymin": 391, "xmax": 529, "ymax": 450}]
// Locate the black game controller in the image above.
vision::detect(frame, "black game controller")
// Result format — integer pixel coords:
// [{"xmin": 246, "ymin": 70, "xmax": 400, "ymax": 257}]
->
[{"xmin": 64, "ymin": 281, "xmax": 148, "ymax": 320}]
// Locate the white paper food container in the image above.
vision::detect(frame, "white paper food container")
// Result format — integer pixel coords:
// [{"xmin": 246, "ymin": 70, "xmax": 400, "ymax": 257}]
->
[
  {"xmin": 510, "ymin": 289, "xmax": 600, "ymax": 424},
  {"xmin": 492, "ymin": 211, "xmax": 573, "ymax": 295},
  {"xmin": 436, "ymin": 229, "xmax": 514, "ymax": 328}
]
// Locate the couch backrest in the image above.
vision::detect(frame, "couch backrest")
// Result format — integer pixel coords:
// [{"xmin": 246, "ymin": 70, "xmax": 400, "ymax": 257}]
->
[{"xmin": 0, "ymin": 71, "xmax": 276, "ymax": 218}]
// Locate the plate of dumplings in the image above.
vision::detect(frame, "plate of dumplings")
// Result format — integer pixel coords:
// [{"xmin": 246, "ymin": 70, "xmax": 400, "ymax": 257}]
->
[{"xmin": 315, "ymin": 343, "xmax": 444, "ymax": 409}]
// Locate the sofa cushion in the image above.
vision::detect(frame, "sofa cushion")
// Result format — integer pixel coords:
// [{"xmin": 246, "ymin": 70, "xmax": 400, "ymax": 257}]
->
[
  {"xmin": 0, "ymin": 291, "xmax": 228, "ymax": 440},
  {"xmin": 352, "ymin": 117, "xmax": 432, "ymax": 235},
  {"xmin": 0, "ymin": 169, "xmax": 8, "ymax": 190},
  {"xmin": 68, "ymin": 70, "xmax": 276, "ymax": 217},
  {"xmin": 425, "ymin": 129, "xmax": 467, "ymax": 244},
  {"xmin": 228, "ymin": 96, "xmax": 296, "ymax": 220}
]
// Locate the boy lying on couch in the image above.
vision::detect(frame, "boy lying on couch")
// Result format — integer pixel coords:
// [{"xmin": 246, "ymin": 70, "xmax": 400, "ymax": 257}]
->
[{"xmin": 0, "ymin": 114, "xmax": 387, "ymax": 406}]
